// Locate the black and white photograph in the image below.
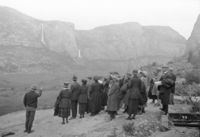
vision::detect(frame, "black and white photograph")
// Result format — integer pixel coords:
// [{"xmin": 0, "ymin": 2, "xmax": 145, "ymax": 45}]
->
[{"xmin": 0, "ymin": 0, "xmax": 200, "ymax": 137}]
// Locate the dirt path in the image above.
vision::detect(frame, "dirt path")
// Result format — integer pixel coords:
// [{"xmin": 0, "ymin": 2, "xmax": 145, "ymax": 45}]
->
[{"xmin": 0, "ymin": 102, "xmax": 199, "ymax": 137}]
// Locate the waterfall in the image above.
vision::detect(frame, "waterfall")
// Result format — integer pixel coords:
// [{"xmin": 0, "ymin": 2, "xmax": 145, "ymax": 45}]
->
[
  {"xmin": 41, "ymin": 24, "xmax": 46, "ymax": 45},
  {"xmin": 78, "ymin": 49, "xmax": 82, "ymax": 58}
]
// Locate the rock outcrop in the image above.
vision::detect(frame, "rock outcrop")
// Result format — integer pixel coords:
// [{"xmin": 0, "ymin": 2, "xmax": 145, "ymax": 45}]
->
[{"xmin": 185, "ymin": 14, "xmax": 200, "ymax": 54}]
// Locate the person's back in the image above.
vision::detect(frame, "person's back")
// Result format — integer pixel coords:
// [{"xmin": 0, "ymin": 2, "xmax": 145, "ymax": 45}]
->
[
  {"xmin": 24, "ymin": 91, "xmax": 40, "ymax": 108},
  {"xmin": 128, "ymin": 76, "xmax": 142, "ymax": 99},
  {"xmin": 23, "ymin": 85, "xmax": 42, "ymax": 134},
  {"xmin": 59, "ymin": 89, "xmax": 71, "ymax": 109},
  {"xmin": 91, "ymin": 82, "xmax": 102, "ymax": 93},
  {"xmin": 71, "ymin": 81, "xmax": 81, "ymax": 101}
]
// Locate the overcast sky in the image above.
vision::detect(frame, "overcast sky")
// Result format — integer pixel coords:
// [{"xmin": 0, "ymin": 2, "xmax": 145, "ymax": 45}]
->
[{"xmin": 1, "ymin": 0, "xmax": 200, "ymax": 39}]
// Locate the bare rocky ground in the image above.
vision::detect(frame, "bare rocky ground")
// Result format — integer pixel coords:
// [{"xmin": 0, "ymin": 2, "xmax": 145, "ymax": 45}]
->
[{"xmin": 0, "ymin": 101, "xmax": 199, "ymax": 137}]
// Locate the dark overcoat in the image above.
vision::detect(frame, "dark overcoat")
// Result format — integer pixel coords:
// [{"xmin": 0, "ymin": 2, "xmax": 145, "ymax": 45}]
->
[
  {"xmin": 71, "ymin": 81, "xmax": 81, "ymax": 101},
  {"xmin": 128, "ymin": 76, "xmax": 142, "ymax": 100},
  {"xmin": 140, "ymin": 81, "xmax": 148, "ymax": 105},
  {"xmin": 101, "ymin": 82, "xmax": 109, "ymax": 106},
  {"xmin": 170, "ymin": 72, "xmax": 176, "ymax": 94},
  {"xmin": 158, "ymin": 71, "xmax": 175, "ymax": 105},
  {"xmin": 107, "ymin": 82, "xmax": 119, "ymax": 111},
  {"xmin": 78, "ymin": 85, "xmax": 88, "ymax": 104},
  {"xmin": 90, "ymin": 82, "xmax": 103, "ymax": 112},
  {"xmin": 119, "ymin": 83, "xmax": 128, "ymax": 100},
  {"xmin": 57, "ymin": 89, "xmax": 72, "ymax": 109}
]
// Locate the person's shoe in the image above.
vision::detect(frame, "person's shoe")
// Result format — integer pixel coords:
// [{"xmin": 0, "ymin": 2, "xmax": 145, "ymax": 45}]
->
[
  {"xmin": 142, "ymin": 108, "xmax": 145, "ymax": 113},
  {"xmin": 24, "ymin": 130, "xmax": 28, "ymax": 133},
  {"xmin": 126, "ymin": 116, "xmax": 132, "ymax": 120},
  {"xmin": 159, "ymin": 108, "xmax": 164, "ymax": 111},
  {"xmin": 27, "ymin": 130, "xmax": 34, "ymax": 134},
  {"xmin": 137, "ymin": 111, "xmax": 142, "ymax": 115},
  {"xmin": 66, "ymin": 119, "xmax": 69, "ymax": 123},
  {"xmin": 69, "ymin": 117, "xmax": 75, "ymax": 120},
  {"xmin": 62, "ymin": 121, "xmax": 65, "ymax": 124},
  {"xmin": 90, "ymin": 113, "xmax": 95, "ymax": 116},
  {"xmin": 131, "ymin": 116, "xmax": 135, "ymax": 119}
]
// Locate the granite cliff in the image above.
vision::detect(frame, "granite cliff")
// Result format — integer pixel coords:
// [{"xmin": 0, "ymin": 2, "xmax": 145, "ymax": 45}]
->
[
  {"xmin": 0, "ymin": 6, "xmax": 186, "ymax": 73},
  {"xmin": 185, "ymin": 14, "xmax": 200, "ymax": 55}
]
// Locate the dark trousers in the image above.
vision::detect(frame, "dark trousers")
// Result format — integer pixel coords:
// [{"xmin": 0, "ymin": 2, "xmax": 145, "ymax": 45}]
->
[
  {"xmin": 128, "ymin": 99, "xmax": 139, "ymax": 116},
  {"xmin": 25, "ymin": 107, "xmax": 36, "ymax": 132},
  {"xmin": 162, "ymin": 105, "xmax": 168, "ymax": 114},
  {"xmin": 71, "ymin": 100, "xmax": 78, "ymax": 118}
]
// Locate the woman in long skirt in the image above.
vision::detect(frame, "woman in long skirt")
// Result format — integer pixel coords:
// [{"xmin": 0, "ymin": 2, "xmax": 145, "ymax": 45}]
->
[
  {"xmin": 127, "ymin": 70, "xmax": 142, "ymax": 120},
  {"xmin": 90, "ymin": 76, "xmax": 103, "ymax": 116},
  {"xmin": 78, "ymin": 79, "xmax": 88, "ymax": 118},
  {"xmin": 55, "ymin": 82, "xmax": 71, "ymax": 124}
]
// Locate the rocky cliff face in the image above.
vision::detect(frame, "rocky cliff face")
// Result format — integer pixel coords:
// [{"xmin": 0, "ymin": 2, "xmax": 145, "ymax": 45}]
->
[
  {"xmin": 0, "ymin": 6, "xmax": 186, "ymax": 73},
  {"xmin": 0, "ymin": 6, "xmax": 78, "ymax": 56},
  {"xmin": 185, "ymin": 14, "xmax": 200, "ymax": 54},
  {"xmin": 76, "ymin": 23, "xmax": 186, "ymax": 61}
]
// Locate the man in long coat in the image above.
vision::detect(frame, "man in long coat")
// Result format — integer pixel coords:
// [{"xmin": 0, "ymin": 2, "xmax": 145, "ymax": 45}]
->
[
  {"xmin": 158, "ymin": 66, "xmax": 175, "ymax": 115},
  {"xmin": 107, "ymin": 74, "xmax": 120, "ymax": 121},
  {"xmin": 127, "ymin": 70, "xmax": 142, "ymax": 120},
  {"xmin": 69, "ymin": 75, "xmax": 80, "ymax": 120}
]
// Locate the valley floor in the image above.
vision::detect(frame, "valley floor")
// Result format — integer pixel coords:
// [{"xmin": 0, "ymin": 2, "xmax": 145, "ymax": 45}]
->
[{"xmin": 0, "ymin": 100, "xmax": 199, "ymax": 137}]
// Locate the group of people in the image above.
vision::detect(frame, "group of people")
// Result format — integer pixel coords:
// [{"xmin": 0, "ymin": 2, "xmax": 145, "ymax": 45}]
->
[{"xmin": 23, "ymin": 65, "xmax": 176, "ymax": 134}]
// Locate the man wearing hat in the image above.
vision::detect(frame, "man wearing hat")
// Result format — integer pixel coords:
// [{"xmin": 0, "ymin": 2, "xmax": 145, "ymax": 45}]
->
[
  {"xmin": 169, "ymin": 67, "xmax": 176, "ymax": 105},
  {"xmin": 158, "ymin": 65, "xmax": 175, "ymax": 115},
  {"xmin": 69, "ymin": 75, "xmax": 80, "ymax": 120},
  {"xmin": 23, "ymin": 85, "xmax": 43, "ymax": 134}
]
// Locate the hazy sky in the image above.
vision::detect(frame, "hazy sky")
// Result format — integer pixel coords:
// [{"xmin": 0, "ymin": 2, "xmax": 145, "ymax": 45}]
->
[{"xmin": 1, "ymin": 0, "xmax": 200, "ymax": 39}]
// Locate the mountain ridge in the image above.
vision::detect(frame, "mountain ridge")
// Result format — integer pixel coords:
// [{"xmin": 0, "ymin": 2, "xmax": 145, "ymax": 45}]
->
[{"xmin": 0, "ymin": 6, "xmax": 186, "ymax": 73}]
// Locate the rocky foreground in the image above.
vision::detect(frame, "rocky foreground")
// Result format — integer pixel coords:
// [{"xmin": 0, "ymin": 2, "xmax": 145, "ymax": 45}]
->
[{"xmin": 0, "ymin": 100, "xmax": 199, "ymax": 137}]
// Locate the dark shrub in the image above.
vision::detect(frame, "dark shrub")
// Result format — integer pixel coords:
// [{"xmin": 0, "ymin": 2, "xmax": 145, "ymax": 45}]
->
[
  {"xmin": 185, "ymin": 71, "xmax": 200, "ymax": 84},
  {"xmin": 122, "ymin": 122, "xmax": 135, "ymax": 136}
]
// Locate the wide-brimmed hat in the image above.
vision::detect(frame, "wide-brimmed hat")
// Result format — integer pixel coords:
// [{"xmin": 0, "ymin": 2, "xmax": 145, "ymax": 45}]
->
[
  {"xmin": 63, "ymin": 82, "xmax": 70, "ymax": 88},
  {"xmin": 132, "ymin": 70, "xmax": 138, "ymax": 74},
  {"xmin": 162, "ymin": 65, "xmax": 169, "ymax": 69},
  {"xmin": 31, "ymin": 85, "xmax": 37, "ymax": 91},
  {"xmin": 156, "ymin": 67, "xmax": 162, "ymax": 71},
  {"xmin": 141, "ymin": 71, "xmax": 148, "ymax": 77},
  {"xmin": 127, "ymin": 73, "xmax": 132, "ymax": 78},
  {"xmin": 72, "ymin": 75, "xmax": 77, "ymax": 81},
  {"xmin": 112, "ymin": 74, "xmax": 120, "ymax": 81},
  {"xmin": 81, "ymin": 79, "xmax": 87, "ymax": 84},
  {"xmin": 93, "ymin": 76, "xmax": 99, "ymax": 81},
  {"xmin": 87, "ymin": 76, "xmax": 92, "ymax": 80}
]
